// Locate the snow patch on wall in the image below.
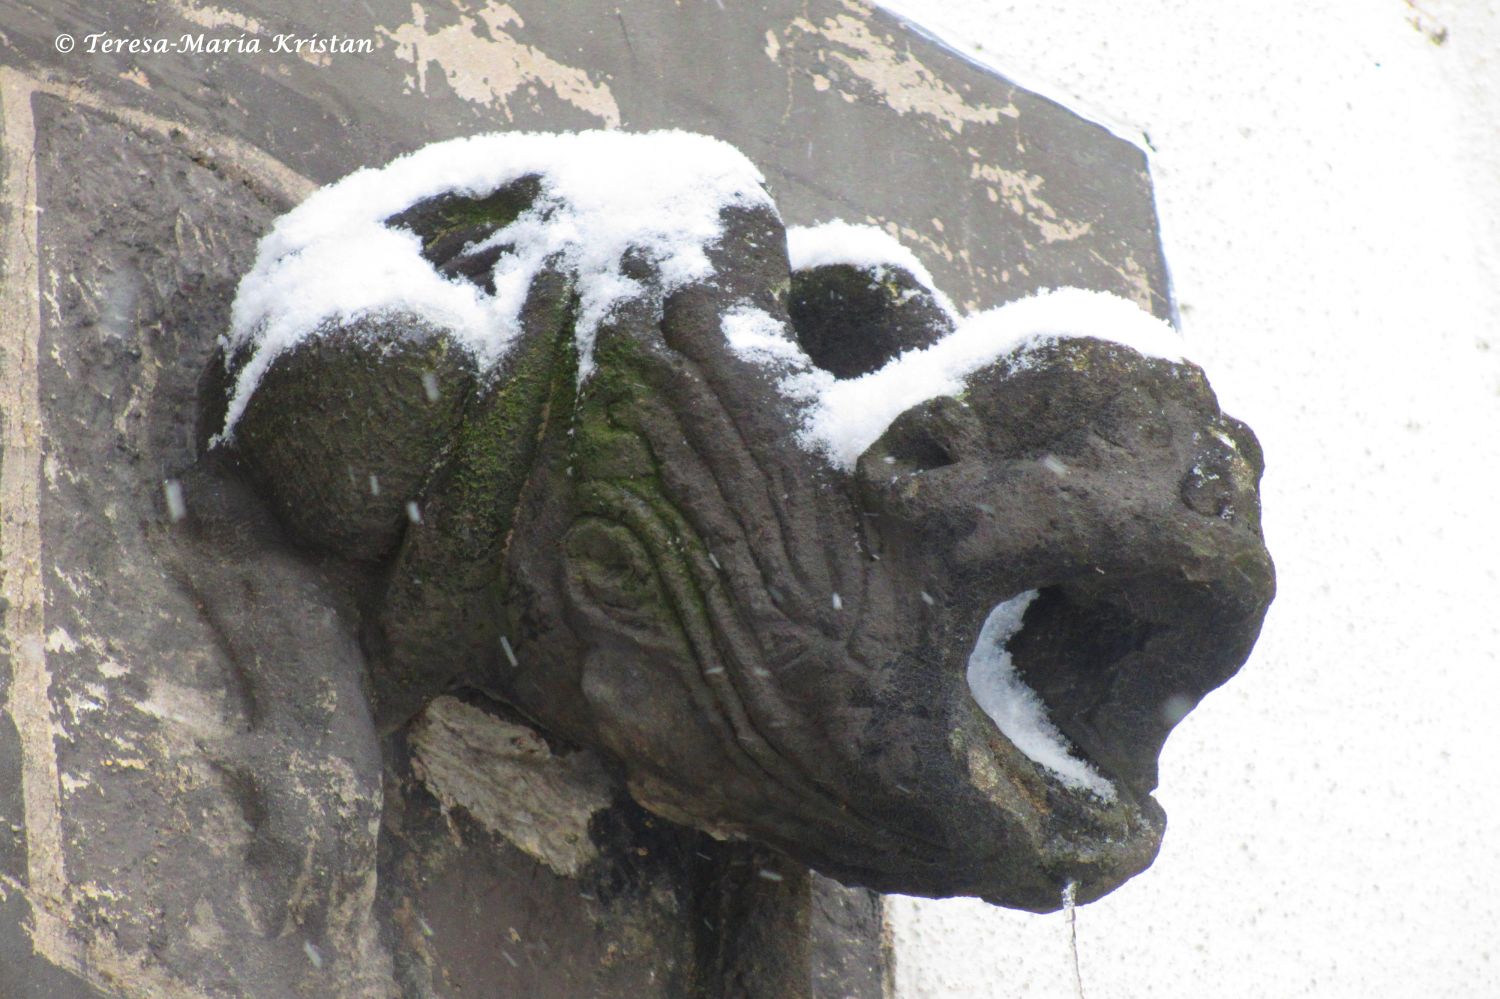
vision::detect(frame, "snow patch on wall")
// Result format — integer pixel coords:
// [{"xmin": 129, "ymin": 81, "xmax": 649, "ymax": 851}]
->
[{"xmin": 378, "ymin": 1, "xmax": 621, "ymax": 126}]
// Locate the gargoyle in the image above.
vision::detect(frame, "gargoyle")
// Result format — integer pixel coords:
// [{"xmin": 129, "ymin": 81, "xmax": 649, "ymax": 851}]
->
[{"xmin": 201, "ymin": 131, "xmax": 1273, "ymax": 913}]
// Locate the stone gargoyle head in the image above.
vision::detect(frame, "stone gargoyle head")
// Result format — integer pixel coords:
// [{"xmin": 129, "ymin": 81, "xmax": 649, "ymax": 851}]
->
[{"xmin": 202, "ymin": 131, "xmax": 1274, "ymax": 913}]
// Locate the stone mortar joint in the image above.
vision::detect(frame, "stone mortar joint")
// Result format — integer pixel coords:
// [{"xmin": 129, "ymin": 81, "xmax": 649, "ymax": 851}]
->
[{"xmin": 200, "ymin": 131, "xmax": 1274, "ymax": 912}]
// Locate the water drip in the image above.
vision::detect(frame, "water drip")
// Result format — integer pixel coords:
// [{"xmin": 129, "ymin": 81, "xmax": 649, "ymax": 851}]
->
[{"xmin": 1063, "ymin": 880, "xmax": 1086, "ymax": 998}]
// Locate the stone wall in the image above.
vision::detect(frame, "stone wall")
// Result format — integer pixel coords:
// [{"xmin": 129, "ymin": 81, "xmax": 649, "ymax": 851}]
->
[{"xmin": 0, "ymin": 3, "xmax": 1170, "ymax": 995}]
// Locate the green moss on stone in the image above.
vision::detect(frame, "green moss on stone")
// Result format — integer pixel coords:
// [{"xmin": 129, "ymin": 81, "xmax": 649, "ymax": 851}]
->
[
  {"xmin": 383, "ymin": 178, "xmax": 542, "ymax": 264},
  {"xmin": 566, "ymin": 333, "xmax": 725, "ymax": 636}
]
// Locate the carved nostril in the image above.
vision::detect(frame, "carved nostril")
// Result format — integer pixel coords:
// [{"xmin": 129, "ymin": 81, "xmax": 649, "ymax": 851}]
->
[{"xmin": 861, "ymin": 395, "xmax": 978, "ymax": 474}]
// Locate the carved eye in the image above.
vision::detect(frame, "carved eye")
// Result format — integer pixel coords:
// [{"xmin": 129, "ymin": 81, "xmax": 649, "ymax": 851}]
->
[
  {"xmin": 787, "ymin": 263, "xmax": 954, "ymax": 377},
  {"xmin": 563, "ymin": 517, "xmax": 666, "ymax": 619}
]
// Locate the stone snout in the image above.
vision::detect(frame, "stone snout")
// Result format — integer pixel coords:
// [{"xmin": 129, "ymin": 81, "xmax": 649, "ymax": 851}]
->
[{"xmin": 854, "ymin": 338, "xmax": 1274, "ymax": 803}]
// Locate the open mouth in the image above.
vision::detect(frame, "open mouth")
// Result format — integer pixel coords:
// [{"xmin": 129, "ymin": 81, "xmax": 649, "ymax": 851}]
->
[
  {"xmin": 966, "ymin": 590, "xmax": 1120, "ymax": 801},
  {"xmin": 967, "ymin": 573, "xmax": 1249, "ymax": 803}
]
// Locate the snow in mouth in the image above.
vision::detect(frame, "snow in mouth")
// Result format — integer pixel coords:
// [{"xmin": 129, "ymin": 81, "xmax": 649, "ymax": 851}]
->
[{"xmin": 966, "ymin": 590, "xmax": 1116, "ymax": 800}]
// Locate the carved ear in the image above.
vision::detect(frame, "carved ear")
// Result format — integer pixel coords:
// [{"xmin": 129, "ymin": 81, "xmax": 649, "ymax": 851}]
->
[{"xmin": 223, "ymin": 264, "xmax": 579, "ymax": 733}]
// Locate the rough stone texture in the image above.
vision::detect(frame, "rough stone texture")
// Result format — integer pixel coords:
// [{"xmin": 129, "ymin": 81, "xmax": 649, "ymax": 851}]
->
[
  {"xmin": 224, "ymin": 318, "xmax": 480, "ymax": 565},
  {"xmin": 808, "ymin": 874, "xmax": 889, "ymax": 998},
  {"xmin": 20, "ymin": 97, "xmax": 390, "ymax": 998},
  {"xmin": 378, "ymin": 730, "xmax": 704, "ymax": 999},
  {"xmin": 224, "ymin": 189, "xmax": 1271, "ymax": 915},
  {"xmin": 407, "ymin": 696, "xmax": 613, "ymax": 878},
  {"xmin": 0, "ymin": 97, "xmax": 895, "ymax": 997},
  {"xmin": 0, "ymin": 1, "xmax": 1229, "ymax": 995},
  {"xmin": 860, "ymin": 339, "xmax": 1274, "ymax": 796}
]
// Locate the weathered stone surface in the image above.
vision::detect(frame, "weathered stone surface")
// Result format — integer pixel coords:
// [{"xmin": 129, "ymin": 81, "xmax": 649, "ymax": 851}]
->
[
  {"xmin": 808, "ymin": 873, "xmax": 889, "ymax": 999},
  {"xmin": 0, "ymin": 73, "xmax": 908, "ymax": 999},
  {"xmin": 0, "ymin": 0, "xmax": 1173, "ymax": 320},
  {"xmin": 0, "ymin": 1, "xmax": 1245, "ymax": 994},
  {"xmin": 227, "ymin": 318, "xmax": 480, "ymax": 564},
  {"xmin": 223, "ymin": 180, "xmax": 1272, "ymax": 914},
  {"xmin": 0, "ymin": 89, "xmax": 736, "ymax": 999},
  {"xmin": 378, "ymin": 724, "xmax": 705, "ymax": 999},
  {"xmin": 856, "ymin": 338, "xmax": 1275, "ymax": 799}
]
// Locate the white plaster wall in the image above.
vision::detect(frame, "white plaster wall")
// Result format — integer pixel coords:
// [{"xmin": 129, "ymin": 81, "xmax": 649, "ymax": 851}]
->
[{"xmin": 876, "ymin": 1, "xmax": 1500, "ymax": 995}]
